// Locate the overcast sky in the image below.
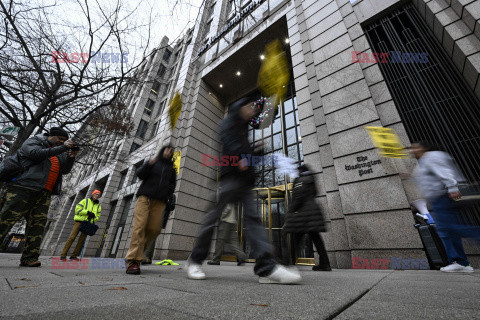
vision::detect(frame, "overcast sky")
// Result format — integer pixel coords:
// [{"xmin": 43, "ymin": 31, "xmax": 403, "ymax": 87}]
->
[{"xmin": 44, "ymin": 0, "xmax": 204, "ymax": 64}]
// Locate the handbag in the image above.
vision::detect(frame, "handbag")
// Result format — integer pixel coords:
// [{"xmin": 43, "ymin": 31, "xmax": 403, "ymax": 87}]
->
[
  {"xmin": 162, "ymin": 194, "xmax": 176, "ymax": 228},
  {"xmin": 79, "ymin": 198, "xmax": 99, "ymax": 236},
  {"xmin": 79, "ymin": 218, "xmax": 99, "ymax": 236}
]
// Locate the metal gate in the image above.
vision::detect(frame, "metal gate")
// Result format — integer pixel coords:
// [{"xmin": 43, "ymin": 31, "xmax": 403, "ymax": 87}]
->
[{"xmin": 365, "ymin": 4, "xmax": 480, "ymax": 224}]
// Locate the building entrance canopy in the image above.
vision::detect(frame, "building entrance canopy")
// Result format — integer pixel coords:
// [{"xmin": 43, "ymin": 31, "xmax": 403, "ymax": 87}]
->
[{"xmin": 202, "ymin": 17, "xmax": 290, "ymax": 103}]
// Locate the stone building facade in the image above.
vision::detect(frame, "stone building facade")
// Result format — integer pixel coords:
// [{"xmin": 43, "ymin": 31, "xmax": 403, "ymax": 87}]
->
[{"xmin": 43, "ymin": 0, "xmax": 480, "ymax": 268}]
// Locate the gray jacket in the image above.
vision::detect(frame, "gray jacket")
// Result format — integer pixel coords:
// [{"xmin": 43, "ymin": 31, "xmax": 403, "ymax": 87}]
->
[
  {"xmin": 413, "ymin": 151, "xmax": 464, "ymax": 201},
  {"xmin": 9, "ymin": 134, "xmax": 75, "ymax": 195}
]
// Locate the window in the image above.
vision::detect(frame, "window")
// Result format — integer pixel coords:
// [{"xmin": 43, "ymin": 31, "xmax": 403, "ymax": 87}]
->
[
  {"xmin": 129, "ymin": 143, "xmax": 140, "ymax": 154},
  {"xmin": 203, "ymin": 20, "xmax": 212, "ymax": 39},
  {"xmin": 135, "ymin": 120, "xmax": 148, "ymax": 138},
  {"xmin": 111, "ymin": 145, "xmax": 120, "ymax": 161},
  {"xmin": 247, "ymin": 91, "xmax": 301, "ymax": 188},
  {"xmin": 117, "ymin": 170, "xmax": 127, "ymax": 190},
  {"xmin": 131, "ymin": 161, "xmax": 144, "ymax": 185},
  {"xmin": 151, "ymin": 81, "xmax": 161, "ymax": 95},
  {"xmin": 150, "ymin": 122, "xmax": 159, "ymax": 140},
  {"xmin": 157, "ymin": 100, "xmax": 167, "ymax": 117},
  {"xmin": 162, "ymin": 50, "xmax": 172, "ymax": 63},
  {"xmin": 157, "ymin": 64, "xmax": 166, "ymax": 78},
  {"xmin": 109, "ymin": 196, "xmax": 133, "ymax": 257},
  {"xmin": 226, "ymin": 0, "xmax": 234, "ymax": 14},
  {"xmin": 144, "ymin": 99, "xmax": 155, "ymax": 115},
  {"xmin": 101, "ymin": 153, "xmax": 110, "ymax": 167},
  {"xmin": 207, "ymin": 2, "xmax": 215, "ymax": 19}
]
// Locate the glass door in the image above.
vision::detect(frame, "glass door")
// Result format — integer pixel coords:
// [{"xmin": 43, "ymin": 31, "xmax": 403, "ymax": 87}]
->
[{"xmin": 235, "ymin": 183, "xmax": 314, "ymax": 265}]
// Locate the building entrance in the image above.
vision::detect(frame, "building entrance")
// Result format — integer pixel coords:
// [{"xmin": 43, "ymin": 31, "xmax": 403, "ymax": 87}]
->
[{"xmin": 221, "ymin": 183, "xmax": 315, "ymax": 266}]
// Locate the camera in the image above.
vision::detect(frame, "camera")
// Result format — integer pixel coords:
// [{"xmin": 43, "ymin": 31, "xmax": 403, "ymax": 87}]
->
[{"xmin": 71, "ymin": 146, "xmax": 81, "ymax": 151}]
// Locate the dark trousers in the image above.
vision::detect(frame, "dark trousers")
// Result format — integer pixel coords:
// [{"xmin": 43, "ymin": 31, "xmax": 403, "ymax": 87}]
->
[
  {"xmin": 143, "ymin": 237, "xmax": 156, "ymax": 260},
  {"xmin": 0, "ymin": 186, "xmax": 51, "ymax": 263},
  {"xmin": 294, "ymin": 232, "xmax": 330, "ymax": 267},
  {"xmin": 190, "ymin": 178, "xmax": 276, "ymax": 276},
  {"xmin": 433, "ymin": 194, "xmax": 480, "ymax": 266}
]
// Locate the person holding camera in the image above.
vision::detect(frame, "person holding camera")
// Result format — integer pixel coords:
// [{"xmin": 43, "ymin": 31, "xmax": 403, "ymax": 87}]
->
[
  {"xmin": 0, "ymin": 127, "xmax": 78, "ymax": 267},
  {"xmin": 60, "ymin": 190, "xmax": 102, "ymax": 261}
]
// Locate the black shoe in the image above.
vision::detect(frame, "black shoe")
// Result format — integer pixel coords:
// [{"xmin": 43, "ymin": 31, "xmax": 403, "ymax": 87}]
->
[
  {"xmin": 141, "ymin": 258, "xmax": 152, "ymax": 265},
  {"xmin": 312, "ymin": 265, "xmax": 332, "ymax": 271},
  {"xmin": 237, "ymin": 260, "xmax": 246, "ymax": 266},
  {"xmin": 19, "ymin": 260, "xmax": 41, "ymax": 267},
  {"xmin": 126, "ymin": 262, "xmax": 141, "ymax": 275},
  {"xmin": 60, "ymin": 256, "xmax": 67, "ymax": 261},
  {"xmin": 207, "ymin": 260, "xmax": 220, "ymax": 265}
]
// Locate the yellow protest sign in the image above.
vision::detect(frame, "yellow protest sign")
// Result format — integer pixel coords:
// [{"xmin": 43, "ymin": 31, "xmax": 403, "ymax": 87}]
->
[
  {"xmin": 257, "ymin": 39, "xmax": 290, "ymax": 105},
  {"xmin": 365, "ymin": 126, "xmax": 408, "ymax": 158},
  {"xmin": 168, "ymin": 91, "xmax": 182, "ymax": 131},
  {"xmin": 172, "ymin": 150, "xmax": 181, "ymax": 174}
]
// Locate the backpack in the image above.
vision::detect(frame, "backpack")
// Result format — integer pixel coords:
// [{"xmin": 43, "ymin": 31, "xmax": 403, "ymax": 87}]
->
[{"xmin": 0, "ymin": 153, "xmax": 24, "ymax": 182}]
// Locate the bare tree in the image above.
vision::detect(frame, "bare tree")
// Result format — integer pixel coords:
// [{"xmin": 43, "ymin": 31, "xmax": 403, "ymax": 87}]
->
[{"xmin": 0, "ymin": 0, "xmax": 162, "ymax": 154}]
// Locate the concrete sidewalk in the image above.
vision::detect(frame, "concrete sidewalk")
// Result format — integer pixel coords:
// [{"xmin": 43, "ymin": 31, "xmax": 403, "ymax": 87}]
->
[{"xmin": 0, "ymin": 253, "xmax": 479, "ymax": 319}]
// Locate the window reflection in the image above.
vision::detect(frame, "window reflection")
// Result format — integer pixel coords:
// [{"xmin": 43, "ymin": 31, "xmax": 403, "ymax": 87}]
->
[{"xmin": 246, "ymin": 88, "xmax": 302, "ymax": 188}]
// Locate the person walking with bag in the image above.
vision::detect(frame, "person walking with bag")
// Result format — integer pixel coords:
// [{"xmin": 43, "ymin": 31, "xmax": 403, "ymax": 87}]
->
[
  {"xmin": 411, "ymin": 141, "xmax": 480, "ymax": 273},
  {"xmin": 0, "ymin": 127, "xmax": 78, "ymax": 267},
  {"xmin": 283, "ymin": 164, "xmax": 331, "ymax": 271},
  {"xmin": 141, "ymin": 194, "xmax": 176, "ymax": 265},
  {"xmin": 60, "ymin": 190, "xmax": 102, "ymax": 261},
  {"xmin": 186, "ymin": 96, "xmax": 301, "ymax": 284},
  {"xmin": 125, "ymin": 145, "xmax": 176, "ymax": 275}
]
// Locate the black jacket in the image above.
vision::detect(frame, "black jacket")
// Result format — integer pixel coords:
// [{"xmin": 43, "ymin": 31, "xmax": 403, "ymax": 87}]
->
[
  {"xmin": 135, "ymin": 147, "xmax": 176, "ymax": 201},
  {"xmin": 220, "ymin": 97, "xmax": 257, "ymax": 185},
  {"xmin": 283, "ymin": 173, "xmax": 326, "ymax": 234},
  {"xmin": 11, "ymin": 134, "xmax": 74, "ymax": 195}
]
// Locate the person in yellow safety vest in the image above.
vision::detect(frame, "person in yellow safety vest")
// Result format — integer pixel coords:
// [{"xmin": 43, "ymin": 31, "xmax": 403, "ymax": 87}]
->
[{"xmin": 59, "ymin": 190, "xmax": 102, "ymax": 261}]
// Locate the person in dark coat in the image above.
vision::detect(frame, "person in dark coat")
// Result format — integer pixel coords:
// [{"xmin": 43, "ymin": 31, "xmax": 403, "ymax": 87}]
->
[
  {"xmin": 125, "ymin": 145, "xmax": 176, "ymax": 274},
  {"xmin": 283, "ymin": 164, "xmax": 331, "ymax": 271},
  {"xmin": 187, "ymin": 96, "xmax": 301, "ymax": 284}
]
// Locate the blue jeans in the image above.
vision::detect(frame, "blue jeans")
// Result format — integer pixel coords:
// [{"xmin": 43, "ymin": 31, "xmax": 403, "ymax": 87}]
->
[
  {"xmin": 432, "ymin": 194, "xmax": 480, "ymax": 266},
  {"xmin": 190, "ymin": 178, "xmax": 276, "ymax": 276}
]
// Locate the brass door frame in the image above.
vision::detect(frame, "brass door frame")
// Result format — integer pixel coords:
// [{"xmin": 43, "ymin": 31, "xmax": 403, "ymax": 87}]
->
[{"xmin": 238, "ymin": 184, "xmax": 314, "ymax": 265}]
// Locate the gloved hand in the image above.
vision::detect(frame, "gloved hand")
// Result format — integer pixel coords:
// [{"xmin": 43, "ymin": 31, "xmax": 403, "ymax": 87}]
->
[{"xmin": 87, "ymin": 211, "xmax": 95, "ymax": 220}]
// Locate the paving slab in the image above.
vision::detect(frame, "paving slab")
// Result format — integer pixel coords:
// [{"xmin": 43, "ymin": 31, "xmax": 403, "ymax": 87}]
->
[{"xmin": 1, "ymin": 253, "xmax": 479, "ymax": 319}]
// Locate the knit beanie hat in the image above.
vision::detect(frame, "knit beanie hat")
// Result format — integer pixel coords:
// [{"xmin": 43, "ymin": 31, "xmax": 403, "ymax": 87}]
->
[{"xmin": 49, "ymin": 127, "xmax": 69, "ymax": 139}]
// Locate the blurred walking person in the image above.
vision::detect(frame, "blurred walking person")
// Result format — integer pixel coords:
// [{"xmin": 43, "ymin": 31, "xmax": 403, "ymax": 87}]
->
[
  {"xmin": 0, "ymin": 127, "xmax": 78, "ymax": 267},
  {"xmin": 125, "ymin": 145, "xmax": 176, "ymax": 274},
  {"xmin": 207, "ymin": 203, "xmax": 247, "ymax": 266},
  {"xmin": 283, "ymin": 164, "xmax": 331, "ymax": 271},
  {"xmin": 186, "ymin": 96, "xmax": 301, "ymax": 284},
  {"xmin": 411, "ymin": 141, "xmax": 480, "ymax": 273},
  {"xmin": 60, "ymin": 190, "xmax": 102, "ymax": 261}
]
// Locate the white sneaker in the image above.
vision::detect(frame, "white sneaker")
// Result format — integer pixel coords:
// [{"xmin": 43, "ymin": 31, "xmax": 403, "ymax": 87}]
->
[
  {"xmin": 186, "ymin": 262, "xmax": 206, "ymax": 280},
  {"xmin": 440, "ymin": 262, "xmax": 474, "ymax": 273},
  {"xmin": 259, "ymin": 265, "xmax": 302, "ymax": 284}
]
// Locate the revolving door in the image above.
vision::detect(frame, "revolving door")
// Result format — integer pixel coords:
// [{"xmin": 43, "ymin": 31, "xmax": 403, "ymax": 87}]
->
[{"xmin": 223, "ymin": 184, "xmax": 315, "ymax": 265}]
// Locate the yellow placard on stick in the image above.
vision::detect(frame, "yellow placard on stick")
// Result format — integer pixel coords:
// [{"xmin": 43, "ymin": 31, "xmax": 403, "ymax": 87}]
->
[
  {"xmin": 168, "ymin": 91, "xmax": 182, "ymax": 131},
  {"xmin": 257, "ymin": 39, "xmax": 290, "ymax": 106},
  {"xmin": 365, "ymin": 126, "xmax": 408, "ymax": 158},
  {"xmin": 172, "ymin": 150, "xmax": 181, "ymax": 175}
]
